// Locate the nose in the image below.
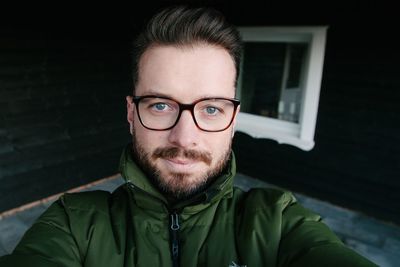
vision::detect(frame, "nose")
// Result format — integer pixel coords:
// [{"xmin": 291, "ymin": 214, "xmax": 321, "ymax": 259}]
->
[{"xmin": 167, "ymin": 110, "xmax": 200, "ymax": 148}]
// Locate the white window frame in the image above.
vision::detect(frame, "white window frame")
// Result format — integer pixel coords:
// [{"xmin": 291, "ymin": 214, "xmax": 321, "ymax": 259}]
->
[{"xmin": 235, "ymin": 26, "xmax": 328, "ymax": 151}]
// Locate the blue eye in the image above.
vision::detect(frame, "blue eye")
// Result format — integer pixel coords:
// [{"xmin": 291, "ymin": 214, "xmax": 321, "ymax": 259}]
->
[
  {"xmin": 205, "ymin": 106, "xmax": 218, "ymax": 115},
  {"xmin": 154, "ymin": 103, "xmax": 167, "ymax": 111}
]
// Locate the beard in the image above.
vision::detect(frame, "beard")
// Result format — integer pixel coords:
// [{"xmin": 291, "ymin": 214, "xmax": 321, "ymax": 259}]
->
[{"xmin": 130, "ymin": 131, "xmax": 232, "ymax": 202}]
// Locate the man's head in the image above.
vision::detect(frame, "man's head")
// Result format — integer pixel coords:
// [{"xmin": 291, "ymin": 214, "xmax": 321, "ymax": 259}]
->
[
  {"xmin": 126, "ymin": 6, "xmax": 242, "ymax": 201},
  {"xmin": 131, "ymin": 6, "xmax": 242, "ymax": 88}
]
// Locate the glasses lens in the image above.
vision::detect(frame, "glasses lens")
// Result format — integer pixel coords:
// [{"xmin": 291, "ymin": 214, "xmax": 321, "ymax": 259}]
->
[
  {"xmin": 138, "ymin": 97, "xmax": 179, "ymax": 130},
  {"xmin": 194, "ymin": 99, "xmax": 236, "ymax": 131}
]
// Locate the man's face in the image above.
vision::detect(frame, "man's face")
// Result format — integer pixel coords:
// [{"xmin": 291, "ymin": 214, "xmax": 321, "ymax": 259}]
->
[{"xmin": 126, "ymin": 44, "xmax": 239, "ymax": 200}]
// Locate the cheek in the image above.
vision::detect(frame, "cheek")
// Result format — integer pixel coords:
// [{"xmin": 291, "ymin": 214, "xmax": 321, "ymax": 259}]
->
[
  {"xmin": 134, "ymin": 125, "xmax": 168, "ymax": 149},
  {"xmin": 207, "ymin": 131, "xmax": 232, "ymax": 155}
]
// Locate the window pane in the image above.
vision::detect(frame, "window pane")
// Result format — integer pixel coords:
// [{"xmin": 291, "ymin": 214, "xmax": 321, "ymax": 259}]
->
[{"xmin": 239, "ymin": 42, "xmax": 308, "ymax": 123}]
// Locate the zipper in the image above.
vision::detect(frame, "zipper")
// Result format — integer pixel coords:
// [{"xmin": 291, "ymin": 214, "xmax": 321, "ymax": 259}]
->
[
  {"xmin": 170, "ymin": 211, "xmax": 180, "ymax": 267},
  {"xmin": 127, "ymin": 182, "xmax": 181, "ymax": 266}
]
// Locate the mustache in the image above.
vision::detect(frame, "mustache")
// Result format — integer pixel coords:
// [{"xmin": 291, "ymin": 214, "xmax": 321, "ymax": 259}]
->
[{"xmin": 152, "ymin": 147, "xmax": 212, "ymax": 166}]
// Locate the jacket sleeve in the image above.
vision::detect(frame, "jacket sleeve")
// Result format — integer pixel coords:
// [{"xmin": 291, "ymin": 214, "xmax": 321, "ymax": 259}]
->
[
  {"xmin": 278, "ymin": 192, "xmax": 378, "ymax": 267},
  {"xmin": 0, "ymin": 199, "xmax": 82, "ymax": 267}
]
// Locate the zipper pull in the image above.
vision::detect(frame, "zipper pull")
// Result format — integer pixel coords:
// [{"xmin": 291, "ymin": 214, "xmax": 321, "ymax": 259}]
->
[
  {"xmin": 171, "ymin": 213, "xmax": 180, "ymax": 231},
  {"xmin": 170, "ymin": 212, "xmax": 180, "ymax": 267}
]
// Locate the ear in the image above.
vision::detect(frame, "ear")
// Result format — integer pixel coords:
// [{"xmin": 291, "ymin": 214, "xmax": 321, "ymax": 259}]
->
[
  {"xmin": 231, "ymin": 105, "xmax": 240, "ymax": 138},
  {"xmin": 126, "ymin": 96, "xmax": 134, "ymax": 134}
]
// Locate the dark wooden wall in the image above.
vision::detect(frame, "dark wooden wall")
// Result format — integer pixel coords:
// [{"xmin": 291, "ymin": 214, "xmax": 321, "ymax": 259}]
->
[
  {"xmin": 0, "ymin": 34, "xmax": 132, "ymax": 211},
  {"xmin": 0, "ymin": 2, "xmax": 398, "ymax": 224}
]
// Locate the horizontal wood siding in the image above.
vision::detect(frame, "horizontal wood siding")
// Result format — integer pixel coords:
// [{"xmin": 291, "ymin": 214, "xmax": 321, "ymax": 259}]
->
[{"xmin": 0, "ymin": 36, "xmax": 132, "ymax": 212}]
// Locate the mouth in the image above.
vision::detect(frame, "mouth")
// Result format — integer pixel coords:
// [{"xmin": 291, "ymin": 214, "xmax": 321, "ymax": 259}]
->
[{"xmin": 163, "ymin": 158, "xmax": 201, "ymax": 172}]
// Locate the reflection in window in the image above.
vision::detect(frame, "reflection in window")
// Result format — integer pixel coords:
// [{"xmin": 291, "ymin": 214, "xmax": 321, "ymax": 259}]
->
[{"xmin": 239, "ymin": 42, "xmax": 308, "ymax": 123}]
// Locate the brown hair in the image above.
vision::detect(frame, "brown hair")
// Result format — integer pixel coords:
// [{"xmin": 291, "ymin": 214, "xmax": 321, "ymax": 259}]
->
[{"xmin": 132, "ymin": 5, "xmax": 242, "ymax": 90}]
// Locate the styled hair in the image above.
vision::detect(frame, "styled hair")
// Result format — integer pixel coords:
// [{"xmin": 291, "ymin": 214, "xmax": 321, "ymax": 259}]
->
[{"xmin": 132, "ymin": 5, "xmax": 242, "ymax": 90}]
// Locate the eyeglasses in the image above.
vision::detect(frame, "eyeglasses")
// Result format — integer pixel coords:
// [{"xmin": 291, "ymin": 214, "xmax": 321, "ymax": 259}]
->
[{"xmin": 131, "ymin": 95, "xmax": 240, "ymax": 132}]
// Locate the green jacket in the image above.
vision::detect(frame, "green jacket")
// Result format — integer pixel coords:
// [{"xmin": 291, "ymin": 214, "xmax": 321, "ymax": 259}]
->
[{"xmin": 0, "ymin": 146, "xmax": 376, "ymax": 267}]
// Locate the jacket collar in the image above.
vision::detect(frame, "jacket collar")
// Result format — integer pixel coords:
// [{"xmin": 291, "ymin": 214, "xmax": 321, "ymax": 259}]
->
[{"xmin": 118, "ymin": 144, "xmax": 236, "ymax": 212}]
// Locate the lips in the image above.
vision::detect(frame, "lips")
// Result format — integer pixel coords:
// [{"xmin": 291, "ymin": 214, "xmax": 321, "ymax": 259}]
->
[
  {"xmin": 166, "ymin": 158, "xmax": 196, "ymax": 165},
  {"xmin": 163, "ymin": 158, "xmax": 200, "ymax": 172}
]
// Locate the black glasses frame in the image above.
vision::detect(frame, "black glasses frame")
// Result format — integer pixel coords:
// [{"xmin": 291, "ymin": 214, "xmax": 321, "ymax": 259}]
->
[{"xmin": 131, "ymin": 95, "xmax": 240, "ymax": 132}]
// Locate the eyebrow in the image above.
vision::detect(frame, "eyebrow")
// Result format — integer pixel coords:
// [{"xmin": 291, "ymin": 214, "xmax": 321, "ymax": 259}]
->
[
  {"xmin": 139, "ymin": 90, "xmax": 171, "ymax": 98},
  {"xmin": 139, "ymin": 89, "xmax": 232, "ymax": 100}
]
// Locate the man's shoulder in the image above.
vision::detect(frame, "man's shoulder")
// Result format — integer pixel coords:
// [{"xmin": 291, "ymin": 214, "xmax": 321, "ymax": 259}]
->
[
  {"xmin": 234, "ymin": 186, "xmax": 297, "ymax": 209},
  {"xmin": 58, "ymin": 185, "xmax": 127, "ymax": 214},
  {"xmin": 61, "ymin": 190, "xmax": 110, "ymax": 206}
]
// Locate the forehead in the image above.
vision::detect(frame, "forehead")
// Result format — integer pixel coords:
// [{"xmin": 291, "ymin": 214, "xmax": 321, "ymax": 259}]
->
[{"xmin": 136, "ymin": 44, "xmax": 236, "ymax": 101}]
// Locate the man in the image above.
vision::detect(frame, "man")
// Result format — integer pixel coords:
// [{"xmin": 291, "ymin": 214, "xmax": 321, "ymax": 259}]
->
[{"xmin": 0, "ymin": 6, "xmax": 376, "ymax": 267}]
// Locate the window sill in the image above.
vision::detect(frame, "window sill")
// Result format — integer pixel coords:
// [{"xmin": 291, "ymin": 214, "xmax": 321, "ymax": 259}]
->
[{"xmin": 235, "ymin": 112, "xmax": 315, "ymax": 150}]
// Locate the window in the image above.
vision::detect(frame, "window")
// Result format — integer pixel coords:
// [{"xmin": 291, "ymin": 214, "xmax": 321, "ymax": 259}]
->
[{"xmin": 235, "ymin": 26, "xmax": 328, "ymax": 150}]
